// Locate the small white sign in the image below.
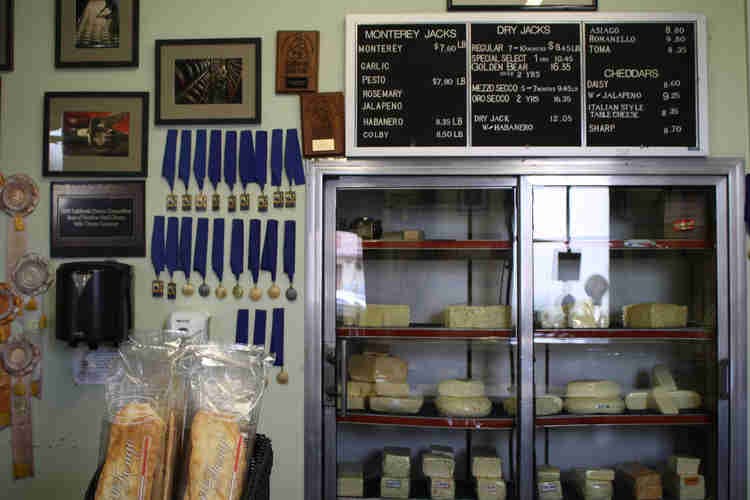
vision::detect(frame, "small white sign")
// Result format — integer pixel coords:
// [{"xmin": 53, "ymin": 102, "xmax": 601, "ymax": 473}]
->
[{"xmin": 72, "ymin": 347, "xmax": 118, "ymax": 385}]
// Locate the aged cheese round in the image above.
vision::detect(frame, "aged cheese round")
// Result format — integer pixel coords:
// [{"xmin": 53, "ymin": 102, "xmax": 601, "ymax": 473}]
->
[
  {"xmin": 435, "ymin": 396, "xmax": 493, "ymax": 417},
  {"xmin": 369, "ymin": 396, "xmax": 424, "ymax": 415},
  {"xmin": 437, "ymin": 379, "xmax": 486, "ymax": 398},
  {"xmin": 564, "ymin": 397, "xmax": 625, "ymax": 414},
  {"xmin": 565, "ymin": 380, "xmax": 622, "ymax": 399}
]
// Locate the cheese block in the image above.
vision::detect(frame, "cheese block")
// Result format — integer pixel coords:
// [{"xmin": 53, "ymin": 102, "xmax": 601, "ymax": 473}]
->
[
  {"xmin": 502, "ymin": 395, "xmax": 562, "ymax": 416},
  {"xmin": 670, "ymin": 390, "xmax": 703, "ymax": 410},
  {"xmin": 430, "ymin": 477, "xmax": 456, "ymax": 499},
  {"xmin": 435, "ymin": 396, "xmax": 492, "ymax": 417},
  {"xmin": 477, "ymin": 478, "xmax": 506, "ymax": 500},
  {"xmin": 403, "ymin": 229, "xmax": 425, "ymax": 241},
  {"xmin": 652, "ymin": 364, "xmax": 678, "ymax": 391},
  {"xmin": 623, "ymin": 303, "xmax": 688, "ymax": 328},
  {"xmin": 422, "ymin": 452, "xmax": 454, "ymax": 478},
  {"xmin": 358, "ymin": 304, "xmax": 411, "ymax": 327},
  {"xmin": 668, "ymin": 455, "xmax": 701, "ymax": 475},
  {"xmin": 537, "ymin": 465, "xmax": 561, "ymax": 482},
  {"xmin": 537, "ymin": 480, "xmax": 563, "ymax": 500},
  {"xmin": 566, "ymin": 380, "xmax": 622, "ymax": 399},
  {"xmin": 347, "ymin": 395, "xmax": 367, "ymax": 411},
  {"xmin": 363, "ymin": 343, "xmax": 390, "ymax": 356},
  {"xmin": 443, "ymin": 305, "xmax": 512, "ymax": 329},
  {"xmin": 337, "ymin": 463, "xmax": 364, "ymax": 497},
  {"xmin": 649, "ymin": 386, "xmax": 679, "ymax": 415},
  {"xmin": 375, "ymin": 381, "xmax": 411, "ymax": 397},
  {"xmin": 382, "ymin": 447, "xmax": 411, "ymax": 478},
  {"xmin": 437, "ymin": 379, "xmax": 486, "ymax": 398},
  {"xmin": 616, "ymin": 463, "xmax": 662, "ymax": 500},
  {"xmin": 381, "ymin": 477, "xmax": 410, "ymax": 499},
  {"xmin": 625, "ymin": 391, "xmax": 649, "ymax": 411},
  {"xmin": 569, "ymin": 300, "xmax": 608, "ymax": 328},
  {"xmin": 348, "ymin": 354, "xmax": 408, "ymax": 383},
  {"xmin": 430, "ymin": 445, "xmax": 454, "ymax": 458},
  {"xmin": 664, "ymin": 472, "xmax": 705, "ymax": 500},
  {"xmin": 575, "ymin": 468, "xmax": 615, "ymax": 481},
  {"xmin": 472, "ymin": 448, "xmax": 502, "ymax": 479},
  {"xmin": 369, "ymin": 396, "xmax": 423, "ymax": 414},
  {"xmin": 565, "ymin": 397, "xmax": 625, "ymax": 414},
  {"xmin": 576, "ymin": 479, "xmax": 614, "ymax": 500},
  {"xmin": 348, "ymin": 381, "xmax": 375, "ymax": 397}
]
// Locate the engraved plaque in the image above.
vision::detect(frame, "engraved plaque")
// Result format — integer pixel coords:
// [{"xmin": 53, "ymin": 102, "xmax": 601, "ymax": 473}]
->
[
  {"xmin": 276, "ymin": 31, "xmax": 320, "ymax": 94},
  {"xmin": 300, "ymin": 92, "xmax": 345, "ymax": 157}
]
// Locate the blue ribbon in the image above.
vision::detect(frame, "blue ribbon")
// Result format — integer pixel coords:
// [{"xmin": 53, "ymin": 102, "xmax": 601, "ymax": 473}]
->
[
  {"xmin": 255, "ymin": 130, "xmax": 268, "ymax": 191},
  {"xmin": 179, "ymin": 217, "xmax": 193, "ymax": 280},
  {"xmin": 166, "ymin": 217, "xmax": 179, "ymax": 278},
  {"xmin": 253, "ymin": 309, "xmax": 267, "ymax": 347},
  {"xmin": 193, "ymin": 130, "xmax": 207, "ymax": 191},
  {"xmin": 208, "ymin": 130, "xmax": 222, "ymax": 191},
  {"xmin": 235, "ymin": 309, "xmax": 249, "ymax": 345},
  {"xmin": 270, "ymin": 308, "xmax": 284, "ymax": 366},
  {"xmin": 162, "ymin": 129, "xmax": 178, "ymax": 191},
  {"xmin": 212, "ymin": 218, "xmax": 225, "ymax": 282},
  {"xmin": 230, "ymin": 219, "xmax": 244, "ymax": 281},
  {"xmin": 224, "ymin": 131, "xmax": 237, "ymax": 192},
  {"xmin": 285, "ymin": 129, "xmax": 306, "ymax": 185},
  {"xmin": 261, "ymin": 219, "xmax": 278, "ymax": 282},
  {"xmin": 178, "ymin": 130, "xmax": 192, "ymax": 190},
  {"xmin": 271, "ymin": 129, "xmax": 283, "ymax": 188},
  {"xmin": 284, "ymin": 220, "xmax": 296, "ymax": 284},
  {"xmin": 248, "ymin": 219, "xmax": 261, "ymax": 284},
  {"xmin": 150, "ymin": 216, "xmax": 165, "ymax": 277},
  {"xmin": 239, "ymin": 131, "xmax": 256, "ymax": 190},
  {"xmin": 193, "ymin": 218, "xmax": 209, "ymax": 280}
]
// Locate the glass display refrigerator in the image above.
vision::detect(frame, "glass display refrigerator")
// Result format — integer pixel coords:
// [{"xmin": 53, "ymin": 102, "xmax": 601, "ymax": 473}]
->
[{"xmin": 304, "ymin": 158, "xmax": 746, "ymax": 500}]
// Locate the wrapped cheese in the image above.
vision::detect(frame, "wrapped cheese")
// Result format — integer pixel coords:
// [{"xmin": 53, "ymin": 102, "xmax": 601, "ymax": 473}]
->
[
  {"xmin": 348, "ymin": 381, "xmax": 375, "ymax": 396},
  {"xmin": 375, "ymin": 381, "xmax": 411, "ymax": 397},
  {"xmin": 380, "ymin": 477, "xmax": 410, "ymax": 498},
  {"xmin": 430, "ymin": 445, "xmax": 454, "ymax": 458},
  {"xmin": 502, "ymin": 395, "xmax": 562, "ymax": 416},
  {"xmin": 576, "ymin": 479, "xmax": 614, "ymax": 500},
  {"xmin": 623, "ymin": 303, "xmax": 688, "ymax": 328},
  {"xmin": 664, "ymin": 472, "xmax": 705, "ymax": 500},
  {"xmin": 477, "ymin": 478, "xmax": 506, "ymax": 500},
  {"xmin": 382, "ymin": 447, "xmax": 411, "ymax": 478},
  {"xmin": 649, "ymin": 386, "xmax": 679, "ymax": 415},
  {"xmin": 566, "ymin": 380, "xmax": 622, "ymax": 399},
  {"xmin": 437, "ymin": 379, "xmax": 486, "ymax": 398},
  {"xmin": 429, "ymin": 477, "xmax": 455, "ymax": 499},
  {"xmin": 443, "ymin": 305, "xmax": 512, "ymax": 329},
  {"xmin": 625, "ymin": 391, "xmax": 649, "ymax": 411},
  {"xmin": 616, "ymin": 462, "xmax": 662, "ymax": 500},
  {"xmin": 537, "ymin": 465, "xmax": 561, "ymax": 482},
  {"xmin": 668, "ymin": 455, "xmax": 701, "ymax": 475},
  {"xmin": 337, "ymin": 462, "xmax": 364, "ymax": 497},
  {"xmin": 348, "ymin": 354, "xmax": 407, "ymax": 383},
  {"xmin": 565, "ymin": 398, "xmax": 625, "ymax": 414},
  {"xmin": 422, "ymin": 452, "xmax": 454, "ymax": 478},
  {"xmin": 670, "ymin": 390, "xmax": 702, "ymax": 410},
  {"xmin": 652, "ymin": 364, "xmax": 678, "ymax": 391},
  {"xmin": 369, "ymin": 396, "xmax": 423, "ymax": 414},
  {"xmin": 358, "ymin": 304, "xmax": 411, "ymax": 327},
  {"xmin": 537, "ymin": 480, "xmax": 563, "ymax": 500},
  {"xmin": 346, "ymin": 395, "xmax": 367, "ymax": 411},
  {"xmin": 435, "ymin": 396, "xmax": 492, "ymax": 417},
  {"xmin": 575, "ymin": 468, "xmax": 615, "ymax": 481},
  {"xmin": 472, "ymin": 447, "xmax": 502, "ymax": 479}
]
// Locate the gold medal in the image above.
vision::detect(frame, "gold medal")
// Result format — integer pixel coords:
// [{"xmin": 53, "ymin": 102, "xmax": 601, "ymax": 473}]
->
[
  {"xmin": 276, "ymin": 369, "xmax": 289, "ymax": 385},
  {"xmin": 198, "ymin": 282, "xmax": 211, "ymax": 297},
  {"xmin": 167, "ymin": 282, "xmax": 177, "ymax": 300},
  {"xmin": 182, "ymin": 281, "xmax": 195, "ymax": 296},
  {"xmin": 228, "ymin": 194, "xmax": 237, "ymax": 212},
  {"xmin": 273, "ymin": 190, "xmax": 284, "ymax": 209},
  {"xmin": 196, "ymin": 192, "xmax": 208, "ymax": 211},
  {"xmin": 250, "ymin": 286, "xmax": 263, "ymax": 301},
  {"xmin": 232, "ymin": 283, "xmax": 244, "ymax": 299},
  {"xmin": 215, "ymin": 284, "xmax": 227, "ymax": 299},
  {"xmin": 211, "ymin": 193, "xmax": 221, "ymax": 211},
  {"xmin": 268, "ymin": 283, "xmax": 281, "ymax": 299},
  {"xmin": 258, "ymin": 194, "xmax": 269, "ymax": 212},
  {"xmin": 181, "ymin": 193, "xmax": 193, "ymax": 211},
  {"xmin": 285, "ymin": 190, "xmax": 296, "ymax": 208},
  {"xmin": 166, "ymin": 193, "xmax": 178, "ymax": 211},
  {"xmin": 240, "ymin": 193, "xmax": 251, "ymax": 211},
  {"xmin": 152, "ymin": 280, "xmax": 165, "ymax": 298}
]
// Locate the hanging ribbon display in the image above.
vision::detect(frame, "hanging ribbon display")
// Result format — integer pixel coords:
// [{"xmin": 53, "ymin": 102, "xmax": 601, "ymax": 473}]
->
[
  {"xmin": 255, "ymin": 130, "xmax": 268, "ymax": 212},
  {"xmin": 284, "ymin": 129, "xmax": 305, "ymax": 208},
  {"xmin": 239, "ymin": 131, "xmax": 255, "ymax": 211},
  {"xmin": 162, "ymin": 129, "xmax": 178, "ymax": 211},
  {"xmin": 261, "ymin": 219, "xmax": 280, "ymax": 299},
  {"xmin": 284, "ymin": 220, "xmax": 297, "ymax": 301},
  {"xmin": 230, "ymin": 219, "xmax": 244, "ymax": 298},
  {"xmin": 253, "ymin": 309, "xmax": 267, "ymax": 348},
  {"xmin": 224, "ymin": 131, "xmax": 238, "ymax": 212},
  {"xmin": 271, "ymin": 129, "xmax": 284, "ymax": 209},
  {"xmin": 179, "ymin": 217, "xmax": 194, "ymax": 296},
  {"xmin": 235, "ymin": 309, "xmax": 249, "ymax": 345},
  {"xmin": 212, "ymin": 218, "xmax": 226, "ymax": 299},
  {"xmin": 194, "ymin": 218, "xmax": 210, "ymax": 297},
  {"xmin": 150, "ymin": 216, "xmax": 166, "ymax": 298},
  {"xmin": 208, "ymin": 130, "xmax": 222, "ymax": 211},
  {"xmin": 248, "ymin": 219, "xmax": 262, "ymax": 301},
  {"xmin": 194, "ymin": 129, "xmax": 208, "ymax": 211},
  {"xmin": 178, "ymin": 130, "xmax": 192, "ymax": 211},
  {"xmin": 165, "ymin": 217, "xmax": 179, "ymax": 300},
  {"xmin": 270, "ymin": 308, "xmax": 287, "ymax": 383}
]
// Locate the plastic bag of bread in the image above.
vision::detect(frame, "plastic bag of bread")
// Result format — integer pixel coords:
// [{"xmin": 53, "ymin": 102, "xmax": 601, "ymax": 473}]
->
[{"xmin": 175, "ymin": 344, "xmax": 274, "ymax": 500}]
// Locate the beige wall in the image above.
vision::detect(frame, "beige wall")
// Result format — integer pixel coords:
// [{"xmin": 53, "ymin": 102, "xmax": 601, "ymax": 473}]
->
[{"xmin": 0, "ymin": 0, "xmax": 746, "ymax": 498}]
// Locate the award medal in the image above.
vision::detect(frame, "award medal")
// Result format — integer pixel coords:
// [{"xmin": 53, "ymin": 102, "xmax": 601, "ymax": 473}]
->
[
  {"xmin": 208, "ymin": 130, "xmax": 222, "ymax": 212},
  {"xmin": 165, "ymin": 217, "xmax": 180, "ymax": 300},
  {"xmin": 235, "ymin": 309, "xmax": 249, "ymax": 344},
  {"xmin": 10, "ymin": 253, "xmax": 54, "ymax": 312},
  {"xmin": 271, "ymin": 129, "xmax": 285, "ymax": 209},
  {"xmin": 178, "ymin": 130, "xmax": 192, "ymax": 211},
  {"xmin": 150, "ymin": 216, "xmax": 166, "ymax": 298},
  {"xmin": 239, "ymin": 131, "xmax": 255, "ymax": 211},
  {"xmin": 0, "ymin": 174, "xmax": 40, "ymax": 232},
  {"xmin": 0, "ymin": 284, "xmax": 22, "ymax": 432},
  {"xmin": 284, "ymin": 220, "xmax": 298, "ymax": 301},
  {"xmin": 212, "ymin": 218, "xmax": 226, "ymax": 300},
  {"xmin": 194, "ymin": 218, "xmax": 210, "ymax": 298},
  {"xmin": 194, "ymin": 130, "xmax": 208, "ymax": 212},
  {"xmin": 225, "ymin": 131, "xmax": 238, "ymax": 212},
  {"xmin": 284, "ymin": 129, "xmax": 306, "ymax": 208},
  {"xmin": 270, "ymin": 308, "xmax": 287, "ymax": 384},
  {"xmin": 162, "ymin": 130, "xmax": 178, "ymax": 211},
  {"xmin": 261, "ymin": 219, "xmax": 280, "ymax": 299},
  {"xmin": 248, "ymin": 219, "xmax": 262, "ymax": 301},
  {"xmin": 255, "ymin": 130, "xmax": 269, "ymax": 212},
  {"xmin": 230, "ymin": 219, "xmax": 245, "ymax": 299},
  {"xmin": 179, "ymin": 217, "xmax": 194, "ymax": 296},
  {"xmin": 253, "ymin": 309, "xmax": 267, "ymax": 348}
]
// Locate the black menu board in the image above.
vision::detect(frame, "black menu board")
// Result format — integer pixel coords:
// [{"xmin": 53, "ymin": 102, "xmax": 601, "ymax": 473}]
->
[
  {"xmin": 471, "ymin": 23, "xmax": 582, "ymax": 147},
  {"xmin": 585, "ymin": 22, "xmax": 697, "ymax": 147},
  {"xmin": 357, "ymin": 24, "xmax": 468, "ymax": 147}
]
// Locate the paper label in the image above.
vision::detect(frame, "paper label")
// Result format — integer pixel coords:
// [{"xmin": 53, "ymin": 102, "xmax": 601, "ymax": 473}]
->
[
  {"xmin": 540, "ymin": 482, "xmax": 558, "ymax": 492},
  {"xmin": 312, "ymin": 138, "xmax": 335, "ymax": 152},
  {"xmin": 434, "ymin": 480, "xmax": 450, "ymax": 489},
  {"xmin": 685, "ymin": 476, "xmax": 700, "ymax": 486},
  {"xmin": 72, "ymin": 347, "xmax": 118, "ymax": 385},
  {"xmin": 385, "ymin": 479, "xmax": 402, "ymax": 488}
]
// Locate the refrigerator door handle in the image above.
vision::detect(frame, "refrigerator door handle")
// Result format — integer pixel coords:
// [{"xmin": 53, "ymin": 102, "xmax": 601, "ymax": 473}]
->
[
  {"xmin": 323, "ymin": 344, "xmax": 338, "ymax": 407},
  {"xmin": 719, "ymin": 359, "xmax": 730, "ymax": 400}
]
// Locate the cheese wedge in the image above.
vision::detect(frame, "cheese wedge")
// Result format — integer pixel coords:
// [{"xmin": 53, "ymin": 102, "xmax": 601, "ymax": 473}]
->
[
  {"xmin": 380, "ymin": 477, "xmax": 410, "ymax": 498},
  {"xmin": 337, "ymin": 463, "xmax": 364, "ymax": 497},
  {"xmin": 477, "ymin": 478, "xmax": 506, "ymax": 500},
  {"xmin": 382, "ymin": 447, "xmax": 411, "ymax": 478},
  {"xmin": 437, "ymin": 379, "xmax": 486, "ymax": 398},
  {"xmin": 664, "ymin": 472, "xmax": 705, "ymax": 500},
  {"xmin": 472, "ymin": 448, "xmax": 502, "ymax": 479},
  {"xmin": 374, "ymin": 381, "xmax": 411, "ymax": 397},
  {"xmin": 430, "ymin": 477, "xmax": 455, "ymax": 499},
  {"xmin": 668, "ymin": 455, "xmax": 701, "ymax": 475},
  {"xmin": 358, "ymin": 304, "xmax": 411, "ymax": 327},
  {"xmin": 616, "ymin": 463, "xmax": 662, "ymax": 500},
  {"xmin": 537, "ymin": 465, "xmax": 561, "ymax": 482},
  {"xmin": 565, "ymin": 397, "xmax": 625, "ymax": 414},
  {"xmin": 422, "ymin": 452, "xmax": 454, "ymax": 478},
  {"xmin": 502, "ymin": 395, "xmax": 563, "ymax": 416},
  {"xmin": 566, "ymin": 380, "xmax": 621, "ymax": 399},
  {"xmin": 435, "ymin": 396, "xmax": 492, "ymax": 417},
  {"xmin": 623, "ymin": 303, "xmax": 688, "ymax": 328},
  {"xmin": 625, "ymin": 391, "xmax": 649, "ymax": 411},
  {"xmin": 537, "ymin": 480, "xmax": 563, "ymax": 500},
  {"xmin": 443, "ymin": 305, "xmax": 512, "ymax": 329},
  {"xmin": 649, "ymin": 386, "xmax": 679, "ymax": 415},
  {"xmin": 652, "ymin": 364, "xmax": 678, "ymax": 391},
  {"xmin": 348, "ymin": 354, "xmax": 408, "ymax": 383},
  {"xmin": 369, "ymin": 396, "xmax": 423, "ymax": 414}
]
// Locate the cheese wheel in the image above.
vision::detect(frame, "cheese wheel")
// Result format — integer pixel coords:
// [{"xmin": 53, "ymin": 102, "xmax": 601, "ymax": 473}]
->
[
  {"xmin": 374, "ymin": 381, "xmax": 411, "ymax": 397},
  {"xmin": 369, "ymin": 396, "xmax": 423, "ymax": 415},
  {"xmin": 566, "ymin": 380, "xmax": 622, "ymax": 399},
  {"xmin": 670, "ymin": 390, "xmax": 702, "ymax": 410},
  {"xmin": 348, "ymin": 354, "xmax": 408, "ymax": 383},
  {"xmin": 502, "ymin": 395, "xmax": 562, "ymax": 416},
  {"xmin": 358, "ymin": 304, "xmax": 410, "ymax": 327},
  {"xmin": 625, "ymin": 391, "xmax": 649, "ymax": 411},
  {"xmin": 576, "ymin": 479, "xmax": 613, "ymax": 500},
  {"xmin": 652, "ymin": 364, "xmax": 678, "ymax": 391},
  {"xmin": 565, "ymin": 397, "xmax": 625, "ymax": 414},
  {"xmin": 437, "ymin": 379, "xmax": 486, "ymax": 397},
  {"xmin": 347, "ymin": 381, "xmax": 375, "ymax": 397},
  {"xmin": 435, "ymin": 396, "xmax": 492, "ymax": 417}
]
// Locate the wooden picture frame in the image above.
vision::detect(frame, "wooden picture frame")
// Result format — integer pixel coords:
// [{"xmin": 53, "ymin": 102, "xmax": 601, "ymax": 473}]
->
[
  {"xmin": 55, "ymin": 0, "xmax": 139, "ymax": 68},
  {"xmin": 43, "ymin": 92, "xmax": 148, "ymax": 177},
  {"xmin": 50, "ymin": 181, "xmax": 146, "ymax": 258},
  {"xmin": 447, "ymin": 0, "xmax": 596, "ymax": 10},
  {"xmin": 155, "ymin": 38, "xmax": 262, "ymax": 125},
  {"xmin": 276, "ymin": 31, "xmax": 319, "ymax": 93},
  {"xmin": 0, "ymin": 0, "xmax": 12, "ymax": 71}
]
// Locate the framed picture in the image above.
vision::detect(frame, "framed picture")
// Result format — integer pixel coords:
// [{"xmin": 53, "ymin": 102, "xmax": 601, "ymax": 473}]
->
[
  {"xmin": 50, "ymin": 181, "xmax": 145, "ymax": 258},
  {"xmin": 55, "ymin": 0, "xmax": 139, "ymax": 67},
  {"xmin": 43, "ymin": 92, "xmax": 148, "ymax": 177},
  {"xmin": 448, "ymin": 0, "xmax": 596, "ymax": 9},
  {"xmin": 155, "ymin": 38, "xmax": 262, "ymax": 125},
  {"xmin": 0, "ymin": 0, "xmax": 12, "ymax": 71}
]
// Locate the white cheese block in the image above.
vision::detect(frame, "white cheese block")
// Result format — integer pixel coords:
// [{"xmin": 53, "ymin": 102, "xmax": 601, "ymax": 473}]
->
[
  {"xmin": 625, "ymin": 391, "xmax": 650, "ymax": 411},
  {"xmin": 348, "ymin": 354, "xmax": 408, "ymax": 383},
  {"xmin": 502, "ymin": 395, "xmax": 562, "ymax": 416},
  {"xmin": 664, "ymin": 472, "xmax": 705, "ymax": 500},
  {"xmin": 430, "ymin": 477, "xmax": 456, "ymax": 499},
  {"xmin": 575, "ymin": 468, "xmax": 615, "ymax": 481},
  {"xmin": 576, "ymin": 479, "xmax": 614, "ymax": 500},
  {"xmin": 435, "ymin": 396, "xmax": 493, "ymax": 417},
  {"xmin": 537, "ymin": 480, "xmax": 563, "ymax": 500},
  {"xmin": 565, "ymin": 398, "xmax": 625, "ymax": 414},
  {"xmin": 382, "ymin": 447, "xmax": 411, "ymax": 478},
  {"xmin": 477, "ymin": 478, "xmax": 506, "ymax": 500},
  {"xmin": 422, "ymin": 453, "xmax": 454, "ymax": 478},
  {"xmin": 443, "ymin": 305, "xmax": 512, "ymax": 329},
  {"xmin": 472, "ymin": 448, "xmax": 502, "ymax": 479},
  {"xmin": 566, "ymin": 380, "xmax": 622, "ymax": 399},
  {"xmin": 623, "ymin": 303, "xmax": 688, "ymax": 328},
  {"xmin": 381, "ymin": 477, "xmax": 410, "ymax": 499},
  {"xmin": 652, "ymin": 364, "xmax": 678, "ymax": 391},
  {"xmin": 668, "ymin": 455, "xmax": 701, "ymax": 475},
  {"xmin": 375, "ymin": 381, "xmax": 411, "ymax": 397},
  {"xmin": 437, "ymin": 379, "xmax": 486, "ymax": 398},
  {"xmin": 348, "ymin": 381, "xmax": 375, "ymax": 397},
  {"xmin": 337, "ymin": 463, "xmax": 364, "ymax": 497},
  {"xmin": 358, "ymin": 304, "xmax": 411, "ymax": 327},
  {"xmin": 671, "ymin": 390, "xmax": 703, "ymax": 410},
  {"xmin": 537, "ymin": 465, "xmax": 561, "ymax": 482},
  {"xmin": 369, "ymin": 396, "xmax": 424, "ymax": 415},
  {"xmin": 649, "ymin": 386, "xmax": 679, "ymax": 415}
]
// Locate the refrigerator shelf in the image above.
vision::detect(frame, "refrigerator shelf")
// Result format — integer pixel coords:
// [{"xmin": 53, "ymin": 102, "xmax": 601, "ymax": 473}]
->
[
  {"xmin": 535, "ymin": 411, "xmax": 713, "ymax": 428},
  {"xmin": 337, "ymin": 326, "xmax": 514, "ymax": 341},
  {"xmin": 361, "ymin": 239, "xmax": 513, "ymax": 250},
  {"xmin": 534, "ymin": 328, "xmax": 712, "ymax": 343},
  {"xmin": 338, "ymin": 402, "xmax": 514, "ymax": 430},
  {"xmin": 338, "ymin": 477, "xmax": 514, "ymax": 499},
  {"xmin": 532, "ymin": 239, "xmax": 712, "ymax": 250}
]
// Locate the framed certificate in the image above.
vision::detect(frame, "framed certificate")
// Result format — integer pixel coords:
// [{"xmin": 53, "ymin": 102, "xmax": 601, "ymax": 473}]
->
[{"xmin": 448, "ymin": 0, "xmax": 596, "ymax": 10}]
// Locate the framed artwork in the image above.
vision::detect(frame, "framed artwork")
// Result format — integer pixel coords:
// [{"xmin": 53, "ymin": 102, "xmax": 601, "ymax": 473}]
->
[
  {"xmin": 43, "ymin": 92, "xmax": 149, "ymax": 177},
  {"xmin": 448, "ymin": 0, "xmax": 596, "ymax": 9},
  {"xmin": 50, "ymin": 181, "xmax": 146, "ymax": 258},
  {"xmin": 0, "ymin": 0, "xmax": 12, "ymax": 71},
  {"xmin": 55, "ymin": 0, "xmax": 139, "ymax": 67},
  {"xmin": 155, "ymin": 38, "xmax": 262, "ymax": 125}
]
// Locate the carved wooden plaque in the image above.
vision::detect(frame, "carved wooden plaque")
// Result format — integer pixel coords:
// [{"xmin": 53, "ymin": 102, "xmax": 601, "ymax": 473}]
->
[
  {"xmin": 276, "ymin": 31, "xmax": 319, "ymax": 93},
  {"xmin": 300, "ymin": 92, "xmax": 344, "ymax": 157}
]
